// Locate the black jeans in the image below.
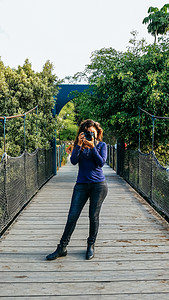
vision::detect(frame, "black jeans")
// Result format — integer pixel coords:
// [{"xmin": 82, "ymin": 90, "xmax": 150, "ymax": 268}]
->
[{"xmin": 60, "ymin": 181, "xmax": 108, "ymax": 247}]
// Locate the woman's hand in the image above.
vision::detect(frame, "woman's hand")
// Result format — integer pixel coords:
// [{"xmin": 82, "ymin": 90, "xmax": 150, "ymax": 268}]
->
[
  {"xmin": 83, "ymin": 137, "xmax": 95, "ymax": 149},
  {"xmin": 78, "ymin": 132, "xmax": 85, "ymax": 147}
]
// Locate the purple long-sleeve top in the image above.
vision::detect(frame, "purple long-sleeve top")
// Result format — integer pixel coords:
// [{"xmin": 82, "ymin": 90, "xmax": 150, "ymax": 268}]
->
[{"xmin": 70, "ymin": 142, "xmax": 107, "ymax": 183}]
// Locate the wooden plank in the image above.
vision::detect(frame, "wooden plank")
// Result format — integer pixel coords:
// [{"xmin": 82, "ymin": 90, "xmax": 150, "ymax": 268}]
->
[
  {"xmin": 0, "ymin": 260, "xmax": 169, "ymax": 272},
  {"xmin": 1, "ymin": 269, "xmax": 169, "ymax": 282},
  {"xmin": 0, "ymin": 295, "xmax": 168, "ymax": 300},
  {"xmin": 3, "ymin": 231, "xmax": 169, "ymax": 240},
  {"xmin": 2, "ymin": 238, "xmax": 169, "ymax": 247},
  {"xmin": 2, "ymin": 239, "xmax": 169, "ymax": 247},
  {"xmin": 7, "ymin": 218, "xmax": 164, "ymax": 225},
  {"xmin": 1, "ymin": 245, "xmax": 169, "ymax": 254},
  {"xmin": 3, "ymin": 222, "xmax": 168, "ymax": 230},
  {"xmin": 1, "ymin": 252, "xmax": 169, "ymax": 262},
  {"xmin": 1, "ymin": 281, "xmax": 169, "ymax": 296}
]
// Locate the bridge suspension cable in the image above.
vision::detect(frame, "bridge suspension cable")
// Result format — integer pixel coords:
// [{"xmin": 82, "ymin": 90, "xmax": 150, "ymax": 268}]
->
[
  {"xmin": 138, "ymin": 107, "xmax": 169, "ymax": 152},
  {"xmin": 138, "ymin": 107, "xmax": 169, "ymax": 120},
  {"xmin": 0, "ymin": 106, "xmax": 38, "ymax": 153}
]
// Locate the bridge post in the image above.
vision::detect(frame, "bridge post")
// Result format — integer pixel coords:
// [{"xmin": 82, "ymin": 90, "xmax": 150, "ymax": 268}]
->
[
  {"xmin": 113, "ymin": 146, "xmax": 115, "ymax": 170},
  {"xmin": 52, "ymin": 137, "xmax": 57, "ymax": 175},
  {"xmin": 116, "ymin": 139, "xmax": 125, "ymax": 176},
  {"xmin": 52, "ymin": 97, "xmax": 57, "ymax": 175}
]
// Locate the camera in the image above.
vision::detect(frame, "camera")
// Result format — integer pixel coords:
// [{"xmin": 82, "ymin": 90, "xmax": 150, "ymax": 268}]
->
[{"xmin": 84, "ymin": 131, "xmax": 95, "ymax": 141}]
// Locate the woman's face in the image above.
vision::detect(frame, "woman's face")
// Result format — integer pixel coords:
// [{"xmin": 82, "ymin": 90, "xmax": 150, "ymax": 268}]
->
[{"xmin": 87, "ymin": 126, "xmax": 98, "ymax": 139}]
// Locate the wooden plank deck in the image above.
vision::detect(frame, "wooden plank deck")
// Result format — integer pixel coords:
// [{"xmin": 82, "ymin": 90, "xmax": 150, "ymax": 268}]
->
[{"xmin": 1, "ymin": 159, "xmax": 169, "ymax": 299}]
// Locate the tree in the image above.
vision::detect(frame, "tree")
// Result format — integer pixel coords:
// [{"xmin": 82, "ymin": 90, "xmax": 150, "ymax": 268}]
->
[
  {"xmin": 0, "ymin": 59, "xmax": 59, "ymax": 157},
  {"xmin": 56, "ymin": 101, "xmax": 78, "ymax": 142},
  {"xmin": 143, "ymin": 4, "xmax": 169, "ymax": 43},
  {"xmin": 73, "ymin": 33, "xmax": 169, "ymax": 163}
]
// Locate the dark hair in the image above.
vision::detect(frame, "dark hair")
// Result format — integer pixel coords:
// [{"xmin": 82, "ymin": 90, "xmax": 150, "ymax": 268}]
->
[{"xmin": 74, "ymin": 119, "xmax": 103, "ymax": 147}]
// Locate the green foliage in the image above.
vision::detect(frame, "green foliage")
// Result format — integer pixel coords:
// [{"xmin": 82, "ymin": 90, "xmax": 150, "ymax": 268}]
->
[
  {"xmin": 73, "ymin": 32, "xmax": 169, "ymax": 165},
  {"xmin": 0, "ymin": 59, "xmax": 59, "ymax": 157},
  {"xmin": 143, "ymin": 4, "xmax": 169, "ymax": 43},
  {"xmin": 56, "ymin": 101, "xmax": 78, "ymax": 142}
]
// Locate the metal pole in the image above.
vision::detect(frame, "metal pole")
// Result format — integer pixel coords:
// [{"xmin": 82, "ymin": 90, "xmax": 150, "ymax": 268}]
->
[
  {"xmin": 113, "ymin": 146, "xmax": 115, "ymax": 170},
  {"xmin": 152, "ymin": 116, "xmax": 155, "ymax": 152},
  {"xmin": 35, "ymin": 106, "xmax": 39, "ymax": 150},
  {"xmin": 138, "ymin": 108, "xmax": 141, "ymax": 151},
  {"xmin": 117, "ymin": 140, "xmax": 121, "ymax": 175},
  {"xmin": 52, "ymin": 97, "xmax": 57, "ymax": 175},
  {"xmin": 150, "ymin": 116, "xmax": 155, "ymax": 202},
  {"xmin": 52, "ymin": 135, "xmax": 57, "ymax": 175},
  {"xmin": 57, "ymin": 147, "xmax": 59, "ymax": 170},
  {"xmin": 3, "ymin": 117, "xmax": 6, "ymax": 154},
  {"xmin": 36, "ymin": 106, "xmax": 38, "ymax": 139},
  {"xmin": 60, "ymin": 145, "xmax": 62, "ymax": 167},
  {"xmin": 24, "ymin": 113, "xmax": 26, "ymax": 151}
]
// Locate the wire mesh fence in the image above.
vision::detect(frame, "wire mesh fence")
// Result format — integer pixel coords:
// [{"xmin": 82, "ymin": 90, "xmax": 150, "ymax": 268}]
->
[
  {"xmin": 0, "ymin": 145, "xmax": 66, "ymax": 234},
  {"xmin": 107, "ymin": 145, "xmax": 169, "ymax": 220}
]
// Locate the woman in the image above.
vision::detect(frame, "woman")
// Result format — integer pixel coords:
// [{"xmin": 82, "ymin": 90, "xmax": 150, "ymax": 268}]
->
[{"xmin": 46, "ymin": 119, "xmax": 108, "ymax": 261}]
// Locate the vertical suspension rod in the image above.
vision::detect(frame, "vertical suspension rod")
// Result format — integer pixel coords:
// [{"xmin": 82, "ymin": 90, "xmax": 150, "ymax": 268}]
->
[
  {"xmin": 138, "ymin": 108, "xmax": 141, "ymax": 151},
  {"xmin": 152, "ymin": 116, "xmax": 155, "ymax": 153},
  {"xmin": 24, "ymin": 113, "xmax": 26, "ymax": 151},
  {"xmin": 3, "ymin": 117, "xmax": 6, "ymax": 154}
]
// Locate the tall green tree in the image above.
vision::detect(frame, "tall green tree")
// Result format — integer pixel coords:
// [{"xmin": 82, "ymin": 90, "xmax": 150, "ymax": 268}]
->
[
  {"xmin": 73, "ymin": 33, "xmax": 169, "ymax": 163},
  {"xmin": 0, "ymin": 59, "xmax": 59, "ymax": 157},
  {"xmin": 143, "ymin": 4, "xmax": 169, "ymax": 43}
]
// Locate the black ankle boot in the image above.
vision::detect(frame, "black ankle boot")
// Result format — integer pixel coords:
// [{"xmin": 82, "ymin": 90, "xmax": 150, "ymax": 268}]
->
[
  {"xmin": 86, "ymin": 244, "xmax": 95, "ymax": 260},
  {"xmin": 46, "ymin": 244, "xmax": 67, "ymax": 261}
]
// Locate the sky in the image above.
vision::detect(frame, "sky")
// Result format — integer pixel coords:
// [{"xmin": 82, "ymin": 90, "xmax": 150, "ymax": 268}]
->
[{"xmin": 0, "ymin": 0, "xmax": 168, "ymax": 81}]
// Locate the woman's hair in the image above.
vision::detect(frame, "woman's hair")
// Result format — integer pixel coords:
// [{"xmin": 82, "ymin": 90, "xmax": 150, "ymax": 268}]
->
[{"xmin": 74, "ymin": 119, "xmax": 103, "ymax": 147}]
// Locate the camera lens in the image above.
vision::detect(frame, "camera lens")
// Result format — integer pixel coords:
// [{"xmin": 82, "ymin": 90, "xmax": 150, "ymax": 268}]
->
[{"xmin": 84, "ymin": 131, "xmax": 94, "ymax": 141}]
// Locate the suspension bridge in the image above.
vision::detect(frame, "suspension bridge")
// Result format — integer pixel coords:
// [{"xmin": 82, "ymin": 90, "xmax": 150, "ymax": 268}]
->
[{"xmin": 0, "ymin": 85, "xmax": 169, "ymax": 298}]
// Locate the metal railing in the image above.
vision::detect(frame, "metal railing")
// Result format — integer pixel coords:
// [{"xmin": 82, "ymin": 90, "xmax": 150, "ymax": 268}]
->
[
  {"xmin": 107, "ymin": 145, "xmax": 169, "ymax": 220},
  {"xmin": 0, "ymin": 144, "xmax": 66, "ymax": 235}
]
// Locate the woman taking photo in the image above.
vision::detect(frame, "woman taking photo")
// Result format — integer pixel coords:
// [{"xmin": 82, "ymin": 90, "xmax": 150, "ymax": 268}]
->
[{"xmin": 46, "ymin": 119, "xmax": 108, "ymax": 261}]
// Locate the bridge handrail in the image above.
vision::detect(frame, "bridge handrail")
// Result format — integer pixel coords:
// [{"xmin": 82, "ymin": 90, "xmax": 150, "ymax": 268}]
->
[
  {"xmin": 0, "ymin": 144, "xmax": 66, "ymax": 236},
  {"xmin": 107, "ymin": 145, "xmax": 169, "ymax": 222}
]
